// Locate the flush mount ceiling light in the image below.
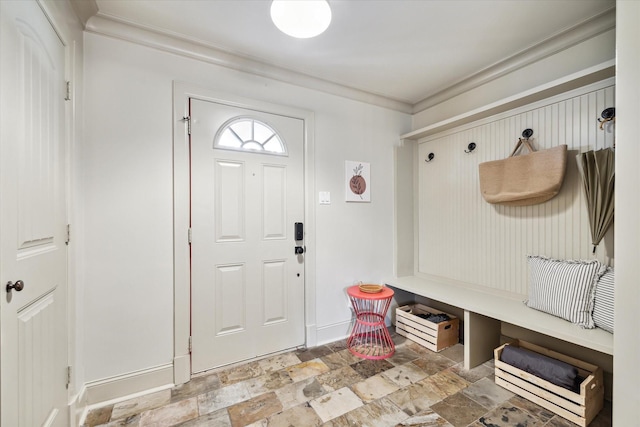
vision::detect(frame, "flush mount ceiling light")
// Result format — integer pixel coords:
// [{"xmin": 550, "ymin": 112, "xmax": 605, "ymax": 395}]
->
[{"xmin": 270, "ymin": 0, "xmax": 332, "ymax": 38}]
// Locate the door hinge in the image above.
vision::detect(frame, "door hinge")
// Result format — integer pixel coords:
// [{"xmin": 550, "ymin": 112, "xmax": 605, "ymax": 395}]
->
[
  {"xmin": 65, "ymin": 81, "xmax": 71, "ymax": 101},
  {"xmin": 66, "ymin": 366, "xmax": 72, "ymax": 389},
  {"xmin": 182, "ymin": 116, "xmax": 191, "ymax": 135},
  {"xmin": 188, "ymin": 336, "xmax": 192, "ymax": 353},
  {"xmin": 188, "ymin": 228, "xmax": 192, "ymax": 244},
  {"xmin": 65, "ymin": 224, "xmax": 71, "ymax": 245}
]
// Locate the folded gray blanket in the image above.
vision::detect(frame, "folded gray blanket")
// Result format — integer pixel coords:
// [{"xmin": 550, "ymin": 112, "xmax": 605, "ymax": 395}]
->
[
  {"xmin": 500, "ymin": 345, "xmax": 580, "ymax": 391},
  {"xmin": 414, "ymin": 313, "xmax": 451, "ymax": 323}
]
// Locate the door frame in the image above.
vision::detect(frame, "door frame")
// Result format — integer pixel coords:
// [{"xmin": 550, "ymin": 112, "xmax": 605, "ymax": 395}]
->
[{"xmin": 172, "ymin": 81, "xmax": 317, "ymax": 384}]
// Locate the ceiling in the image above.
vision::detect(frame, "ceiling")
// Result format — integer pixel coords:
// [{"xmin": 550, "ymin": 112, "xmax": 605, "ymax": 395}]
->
[{"xmin": 85, "ymin": 0, "xmax": 615, "ymax": 110}]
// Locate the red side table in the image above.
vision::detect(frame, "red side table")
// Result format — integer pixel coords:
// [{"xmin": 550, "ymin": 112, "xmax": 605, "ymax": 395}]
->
[{"xmin": 347, "ymin": 285, "xmax": 395, "ymax": 360}]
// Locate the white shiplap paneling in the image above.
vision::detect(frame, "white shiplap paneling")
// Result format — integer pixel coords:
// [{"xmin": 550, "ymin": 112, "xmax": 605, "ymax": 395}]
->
[{"xmin": 417, "ymin": 84, "xmax": 614, "ymax": 297}]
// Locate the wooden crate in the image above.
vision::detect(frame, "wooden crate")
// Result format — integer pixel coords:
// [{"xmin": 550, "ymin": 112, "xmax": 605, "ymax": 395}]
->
[
  {"xmin": 494, "ymin": 340, "xmax": 604, "ymax": 427},
  {"xmin": 395, "ymin": 303, "xmax": 459, "ymax": 352}
]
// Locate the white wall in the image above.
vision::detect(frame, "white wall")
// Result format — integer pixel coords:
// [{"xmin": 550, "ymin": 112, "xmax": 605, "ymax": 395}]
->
[
  {"xmin": 613, "ymin": 0, "xmax": 640, "ymax": 423},
  {"xmin": 81, "ymin": 32, "xmax": 410, "ymax": 383}
]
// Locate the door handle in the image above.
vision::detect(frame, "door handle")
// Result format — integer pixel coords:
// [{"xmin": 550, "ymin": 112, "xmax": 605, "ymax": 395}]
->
[
  {"xmin": 6, "ymin": 280, "xmax": 24, "ymax": 293},
  {"xmin": 295, "ymin": 246, "xmax": 305, "ymax": 255}
]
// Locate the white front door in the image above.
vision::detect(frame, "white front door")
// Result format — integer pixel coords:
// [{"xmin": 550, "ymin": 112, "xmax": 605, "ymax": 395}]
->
[
  {"xmin": 190, "ymin": 98, "xmax": 305, "ymax": 372},
  {"xmin": 0, "ymin": 1, "xmax": 69, "ymax": 426}
]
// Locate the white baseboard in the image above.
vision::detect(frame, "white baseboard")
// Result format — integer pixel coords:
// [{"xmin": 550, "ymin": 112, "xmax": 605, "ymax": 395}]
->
[
  {"xmin": 84, "ymin": 364, "xmax": 174, "ymax": 407},
  {"xmin": 69, "ymin": 384, "xmax": 88, "ymax": 427},
  {"xmin": 315, "ymin": 317, "xmax": 394, "ymax": 347},
  {"xmin": 315, "ymin": 320, "xmax": 352, "ymax": 346}
]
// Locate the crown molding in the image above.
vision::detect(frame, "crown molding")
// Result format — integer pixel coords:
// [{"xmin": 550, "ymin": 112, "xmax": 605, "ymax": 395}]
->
[
  {"xmin": 69, "ymin": 0, "xmax": 98, "ymax": 28},
  {"xmin": 80, "ymin": 4, "xmax": 614, "ymax": 115},
  {"xmin": 84, "ymin": 14, "xmax": 414, "ymax": 114},
  {"xmin": 411, "ymin": 7, "xmax": 616, "ymax": 114}
]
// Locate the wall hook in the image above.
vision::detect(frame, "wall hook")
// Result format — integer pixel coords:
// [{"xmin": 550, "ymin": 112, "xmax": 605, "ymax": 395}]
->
[
  {"xmin": 425, "ymin": 152, "xmax": 435, "ymax": 163},
  {"xmin": 598, "ymin": 107, "xmax": 615, "ymax": 130},
  {"xmin": 465, "ymin": 142, "xmax": 477, "ymax": 153},
  {"xmin": 521, "ymin": 128, "xmax": 533, "ymax": 139}
]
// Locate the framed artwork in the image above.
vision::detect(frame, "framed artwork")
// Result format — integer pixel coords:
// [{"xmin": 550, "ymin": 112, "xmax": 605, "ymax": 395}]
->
[{"xmin": 345, "ymin": 161, "xmax": 370, "ymax": 202}]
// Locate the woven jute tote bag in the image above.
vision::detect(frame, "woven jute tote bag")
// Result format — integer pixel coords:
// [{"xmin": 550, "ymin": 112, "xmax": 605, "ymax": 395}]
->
[{"xmin": 479, "ymin": 139, "xmax": 567, "ymax": 206}]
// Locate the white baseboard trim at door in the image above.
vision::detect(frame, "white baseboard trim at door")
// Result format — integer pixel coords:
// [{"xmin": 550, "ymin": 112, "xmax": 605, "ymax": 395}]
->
[
  {"xmin": 69, "ymin": 384, "xmax": 88, "ymax": 427},
  {"xmin": 305, "ymin": 324, "xmax": 317, "ymax": 348},
  {"xmin": 315, "ymin": 320, "xmax": 353, "ymax": 346},
  {"xmin": 173, "ymin": 354, "xmax": 191, "ymax": 385},
  {"xmin": 83, "ymin": 363, "xmax": 174, "ymax": 407}
]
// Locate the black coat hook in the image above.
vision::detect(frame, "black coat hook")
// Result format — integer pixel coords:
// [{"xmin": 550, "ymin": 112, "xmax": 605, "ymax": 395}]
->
[
  {"xmin": 425, "ymin": 152, "xmax": 435, "ymax": 163},
  {"xmin": 598, "ymin": 107, "xmax": 615, "ymax": 130},
  {"xmin": 465, "ymin": 142, "xmax": 477, "ymax": 153},
  {"xmin": 521, "ymin": 128, "xmax": 533, "ymax": 139}
]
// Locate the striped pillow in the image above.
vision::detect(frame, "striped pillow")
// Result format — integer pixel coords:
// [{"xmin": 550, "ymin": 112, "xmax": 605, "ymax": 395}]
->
[
  {"xmin": 525, "ymin": 256, "xmax": 604, "ymax": 328},
  {"xmin": 593, "ymin": 268, "xmax": 614, "ymax": 333}
]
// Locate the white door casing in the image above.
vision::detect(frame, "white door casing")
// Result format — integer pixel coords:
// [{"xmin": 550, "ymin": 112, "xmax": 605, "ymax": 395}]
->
[
  {"xmin": 190, "ymin": 99, "xmax": 305, "ymax": 372},
  {"xmin": 0, "ymin": 1, "xmax": 69, "ymax": 426},
  {"xmin": 172, "ymin": 83, "xmax": 317, "ymax": 384}
]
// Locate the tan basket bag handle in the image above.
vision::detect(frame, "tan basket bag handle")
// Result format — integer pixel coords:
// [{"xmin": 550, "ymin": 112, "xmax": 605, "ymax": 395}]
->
[{"xmin": 509, "ymin": 137, "xmax": 536, "ymax": 157}]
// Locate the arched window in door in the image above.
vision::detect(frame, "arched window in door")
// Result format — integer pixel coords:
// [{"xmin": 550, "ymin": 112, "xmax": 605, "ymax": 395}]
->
[{"xmin": 214, "ymin": 117, "xmax": 287, "ymax": 156}]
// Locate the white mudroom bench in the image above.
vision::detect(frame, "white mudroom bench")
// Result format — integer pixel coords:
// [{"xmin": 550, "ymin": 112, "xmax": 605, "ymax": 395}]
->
[{"xmin": 385, "ymin": 275, "xmax": 613, "ymax": 369}]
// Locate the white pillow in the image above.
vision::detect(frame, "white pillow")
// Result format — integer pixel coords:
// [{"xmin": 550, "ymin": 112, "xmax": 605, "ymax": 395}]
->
[
  {"xmin": 593, "ymin": 267, "xmax": 614, "ymax": 333},
  {"xmin": 525, "ymin": 256, "xmax": 604, "ymax": 328}
]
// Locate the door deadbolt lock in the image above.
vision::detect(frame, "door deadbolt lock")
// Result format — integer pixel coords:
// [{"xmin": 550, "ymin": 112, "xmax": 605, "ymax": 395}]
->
[{"xmin": 295, "ymin": 246, "xmax": 305, "ymax": 255}]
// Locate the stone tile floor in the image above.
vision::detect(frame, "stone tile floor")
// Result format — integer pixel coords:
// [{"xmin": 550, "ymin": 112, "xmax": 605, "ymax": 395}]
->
[{"xmin": 84, "ymin": 332, "xmax": 612, "ymax": 427}]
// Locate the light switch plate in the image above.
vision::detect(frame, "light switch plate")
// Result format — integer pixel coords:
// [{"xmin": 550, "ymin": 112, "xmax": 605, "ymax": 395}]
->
[{"xmin": 319, "ymin": 191, "xmax": 331, "ymax": 205}]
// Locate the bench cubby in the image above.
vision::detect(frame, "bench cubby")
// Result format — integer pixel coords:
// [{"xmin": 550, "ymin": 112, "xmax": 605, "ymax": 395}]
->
[{"xmin": 494, "ymin": 339, "xmax": 604, "ymax": 427}]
